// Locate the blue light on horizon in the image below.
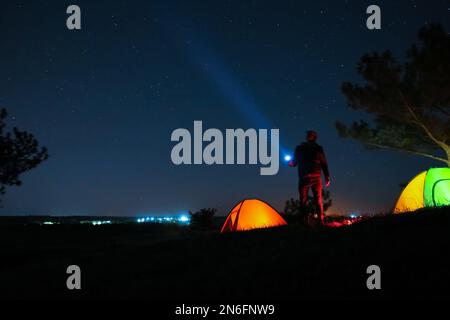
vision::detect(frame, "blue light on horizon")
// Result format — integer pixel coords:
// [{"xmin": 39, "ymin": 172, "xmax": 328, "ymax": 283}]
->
[
  {"xmin": 179, "ymin": 215, "xmax": 190, "ymax": 223},
  {"xmin": 136, "ymin": 214, "xmax": 191, "ymax": 225}
]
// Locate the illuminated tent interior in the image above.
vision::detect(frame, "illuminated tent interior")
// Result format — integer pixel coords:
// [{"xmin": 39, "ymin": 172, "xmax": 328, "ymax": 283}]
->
[
  {"xmin": 220, "ymin": 199, "xmax": 287, "ymax": 232},
  {"xmin": 394, "ymin": 168, "xmax": 450, "ymax": 213}
]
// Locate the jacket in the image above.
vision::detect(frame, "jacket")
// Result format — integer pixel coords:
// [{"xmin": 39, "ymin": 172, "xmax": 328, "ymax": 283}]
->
[{"xmin": 293, "ymin": 141, "xmax": 330, "ymax": 179}]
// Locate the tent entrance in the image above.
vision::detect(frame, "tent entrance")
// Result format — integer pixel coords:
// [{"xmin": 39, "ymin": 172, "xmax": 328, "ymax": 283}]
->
[{"xmin": 432, "ymin": 179, "xmax": 450, "ymax": 207}]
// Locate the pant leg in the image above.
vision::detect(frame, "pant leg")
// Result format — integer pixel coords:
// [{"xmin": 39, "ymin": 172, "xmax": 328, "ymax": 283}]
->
[
  {"xmin": 311, "ymin": 177, "xmax": 324, "ymax": 223},
  {"xmin": 298, "ymin": 179, "xmax": 310, "ymax": 217}
]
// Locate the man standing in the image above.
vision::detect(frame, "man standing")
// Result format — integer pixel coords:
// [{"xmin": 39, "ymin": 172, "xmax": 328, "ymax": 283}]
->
[{"xmin": 289, "ymin": 130, "xmax": 330, "ymax": 225}]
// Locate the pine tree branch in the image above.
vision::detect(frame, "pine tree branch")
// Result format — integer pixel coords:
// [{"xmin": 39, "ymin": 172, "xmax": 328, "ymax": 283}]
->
[
  {"xmin": 366, "ymin": 142, "xmax": 449, "ymax": 164},
  {"xmin": 398, "ymin": 90, "xmax": 449, "ymax": 151}
]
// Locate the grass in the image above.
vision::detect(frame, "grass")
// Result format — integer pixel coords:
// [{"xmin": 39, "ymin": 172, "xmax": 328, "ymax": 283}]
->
[{"xmin": 0, "ymin": 206, "xmax": 449, "ymax": 300}]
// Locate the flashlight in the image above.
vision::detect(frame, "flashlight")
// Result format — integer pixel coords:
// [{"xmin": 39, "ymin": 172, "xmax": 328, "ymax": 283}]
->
[{"xmin": 284, "ymin": 154, "xmax": 292, "ymax": 162}]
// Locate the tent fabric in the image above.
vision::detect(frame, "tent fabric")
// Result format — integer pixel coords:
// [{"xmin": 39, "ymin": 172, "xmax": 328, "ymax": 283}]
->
[
  {"xmin": 394, "ymin": 171, "xmax": 426, "ymax": 213},
  {"xmin": 423, "ymin": 168, "xmax": 450, "ymax": 207},
  {"xmin": 394, "ymin": 168, "xmax": 450, "ymax": 214},
  {"xmin": 220, "ymin": 199, "xmax": 287, "ymax": 232}
]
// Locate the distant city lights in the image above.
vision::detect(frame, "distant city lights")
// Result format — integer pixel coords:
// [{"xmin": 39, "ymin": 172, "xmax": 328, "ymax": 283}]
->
[
  {"xmin": 80, "ymin": 220, "xmax": 112, "ymax": 226},
  {"xmin": 136, "ymin": 214, "xmax": 191, "ymax": 225},
  {"xmin": 179, "ymin": 215, "xmax": 189, "ymax": 222},
  {"xmin": 92, "ymin": 220, "xmax": 112, "ymax": 226}
]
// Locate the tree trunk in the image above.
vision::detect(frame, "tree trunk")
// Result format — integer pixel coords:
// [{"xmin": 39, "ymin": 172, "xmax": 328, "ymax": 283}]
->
[
  {"xmin": 440, "ymin": 142, "xmax": 450, "ymax": 167},
  {"xmin": 444, "ymin": 145, "xmax": 450, "ymax": 168}
]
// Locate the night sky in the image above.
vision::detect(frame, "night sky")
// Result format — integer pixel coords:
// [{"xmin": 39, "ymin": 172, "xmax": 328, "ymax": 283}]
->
[{"xmin": 1, "ymin": 0, "xmax": 449, "ymax": 216}]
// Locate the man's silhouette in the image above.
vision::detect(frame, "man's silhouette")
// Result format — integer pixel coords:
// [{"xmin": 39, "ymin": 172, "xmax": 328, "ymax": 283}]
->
[{"xmin": 289, "ymin": 130, "xmax": 330, "ymax": 225}]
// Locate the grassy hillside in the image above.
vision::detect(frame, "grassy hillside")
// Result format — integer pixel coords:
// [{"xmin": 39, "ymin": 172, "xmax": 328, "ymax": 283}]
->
[{"xmin": 1, "ymin": 207, "xmax": 449, "ymax": 300}]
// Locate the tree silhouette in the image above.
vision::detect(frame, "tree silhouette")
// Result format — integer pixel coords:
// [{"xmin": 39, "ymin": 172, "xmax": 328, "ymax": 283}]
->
[
  {"xmin": 337, "ymin": 24, "xmax": 450, "ymax": 167},
  {"xmin": 284, "ymin": 190, "xmax": 332, "ymax": 217},
  {"xmin": 189, "ymin": 208, "xmax": 217, "ymax": 230},
  {"xmin": 0, "ymin": 108, "xmax": 48, "ymax": 203}
]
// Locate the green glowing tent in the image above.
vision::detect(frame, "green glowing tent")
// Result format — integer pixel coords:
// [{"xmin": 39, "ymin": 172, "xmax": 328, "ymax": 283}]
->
[{"xmin": 394, "ymin": 168, "xmax": 450, "ymax": 213}]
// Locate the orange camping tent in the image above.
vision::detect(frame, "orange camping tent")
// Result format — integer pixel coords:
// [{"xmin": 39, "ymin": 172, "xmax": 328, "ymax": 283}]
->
[{"xmin": 220, "ymin": 199, "xmax": 287, "ymax": 232}]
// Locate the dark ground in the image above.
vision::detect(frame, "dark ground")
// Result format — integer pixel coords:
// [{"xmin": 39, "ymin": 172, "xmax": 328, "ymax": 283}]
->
[{"xmin": 0, "ymin": 207, "xmax": 449, "ymax": 300}]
